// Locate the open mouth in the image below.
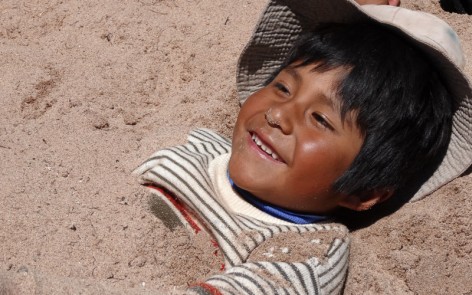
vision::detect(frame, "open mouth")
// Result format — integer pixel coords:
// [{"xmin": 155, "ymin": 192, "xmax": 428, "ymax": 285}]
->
[{"xmin": 251, "ymin": 132, "xmax": 283, "ymax": 162}]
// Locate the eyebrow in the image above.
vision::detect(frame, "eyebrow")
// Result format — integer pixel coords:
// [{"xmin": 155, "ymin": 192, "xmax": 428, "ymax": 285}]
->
[
  {"xmin": 284, "ymin": 66, "xmax": 340, "ymax": 112},
  {"xmin": 284, "ymin": 67, "xmax": 302, "ymax": 83}
]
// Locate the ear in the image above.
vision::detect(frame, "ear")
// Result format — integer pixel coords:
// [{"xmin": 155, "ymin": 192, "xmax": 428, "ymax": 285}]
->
[{"xmin": 338, "ymin": 189, "xmax": 394, "ymax": 211}]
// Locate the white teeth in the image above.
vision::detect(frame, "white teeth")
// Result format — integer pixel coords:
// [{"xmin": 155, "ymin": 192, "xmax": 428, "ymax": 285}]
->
[{"xmin": 252, "ymin": 133, "xmax": 279, "ymax": 161}]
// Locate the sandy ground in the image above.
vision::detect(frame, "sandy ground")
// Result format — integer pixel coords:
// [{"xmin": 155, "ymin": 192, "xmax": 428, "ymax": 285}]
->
[{"xmin": 0, "ymin": 0, "xmax": 470, "ymax": 294}]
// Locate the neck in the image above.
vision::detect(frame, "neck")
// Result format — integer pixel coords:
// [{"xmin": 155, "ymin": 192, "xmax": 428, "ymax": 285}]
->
[{"xmin": 227, "ymin": 173, "xmax": 327, "ymax": 224}]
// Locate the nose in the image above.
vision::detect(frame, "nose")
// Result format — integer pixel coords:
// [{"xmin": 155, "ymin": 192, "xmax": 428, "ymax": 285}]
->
[{"xmin": 266, "ymin": 101, "xmax": 296, "ymax": 135}]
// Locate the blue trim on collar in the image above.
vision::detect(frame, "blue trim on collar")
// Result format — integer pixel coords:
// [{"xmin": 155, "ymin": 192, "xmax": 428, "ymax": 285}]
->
[{"xmin": 228, "ymin": 173, "xmax": 327, "ymax": 224}]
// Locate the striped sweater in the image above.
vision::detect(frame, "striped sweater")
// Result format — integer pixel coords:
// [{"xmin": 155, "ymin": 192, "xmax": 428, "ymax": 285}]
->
[{"xmin": 134, "ymin": 129, "xmax": 350, "ymax": 295}]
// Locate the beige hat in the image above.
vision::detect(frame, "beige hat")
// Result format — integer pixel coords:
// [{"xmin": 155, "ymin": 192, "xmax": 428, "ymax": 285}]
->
[{"xmin": 236, "ymin": 0, "xmax": 472, "ymax": 202}]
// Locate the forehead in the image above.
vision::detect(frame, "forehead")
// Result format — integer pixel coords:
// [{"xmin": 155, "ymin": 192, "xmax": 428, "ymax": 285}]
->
[{"xmin": 285, "ymin": 61, "xmax": 350, "ymax": 84}]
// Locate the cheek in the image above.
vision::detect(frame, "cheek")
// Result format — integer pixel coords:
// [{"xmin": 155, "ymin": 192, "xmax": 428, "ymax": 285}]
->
[
  {"xmin": 298, "ymin": 140, "xmax": 351, "ymax": 179},
  {"xmin": 238, "ymin": 91, "xmax": 270, "ymax": 118},
  {"xmin": 232, "ymin": 133, "xmax": 247, "ymax": 155}
]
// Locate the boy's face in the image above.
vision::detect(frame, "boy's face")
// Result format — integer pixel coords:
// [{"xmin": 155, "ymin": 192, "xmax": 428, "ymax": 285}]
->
[{"xmin": 228, "ymin": 63, "xmax": 364, "ymax": 215}]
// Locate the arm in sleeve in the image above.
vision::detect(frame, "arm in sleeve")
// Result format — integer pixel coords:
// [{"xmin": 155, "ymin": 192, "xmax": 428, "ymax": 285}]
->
[{"xmin": 187, "ymin": 236, "xmax": 349, "ymax": 295}]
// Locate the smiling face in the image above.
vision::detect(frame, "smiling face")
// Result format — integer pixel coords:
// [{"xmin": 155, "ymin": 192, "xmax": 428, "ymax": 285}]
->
[{"xmin": 228, "ymin": 63, "xmax": 364, "ymax": 215}]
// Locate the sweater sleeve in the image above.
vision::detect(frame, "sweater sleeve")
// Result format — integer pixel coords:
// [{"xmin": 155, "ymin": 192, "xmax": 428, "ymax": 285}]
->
[{"xmin": 187, "ymin": 232, "xmax": 349, "ymax": 295}]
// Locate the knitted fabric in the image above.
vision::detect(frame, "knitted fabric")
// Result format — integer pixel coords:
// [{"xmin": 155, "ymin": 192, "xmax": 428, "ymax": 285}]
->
[{"xmin": 134, "ymin": 128, "xmax": 350, "ymax": 295}]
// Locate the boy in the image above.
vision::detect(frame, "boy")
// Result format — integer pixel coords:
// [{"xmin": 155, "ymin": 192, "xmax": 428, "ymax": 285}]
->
[{"xmin": 134, "ymin": 0, "xmax": 472, "ymax": 294}]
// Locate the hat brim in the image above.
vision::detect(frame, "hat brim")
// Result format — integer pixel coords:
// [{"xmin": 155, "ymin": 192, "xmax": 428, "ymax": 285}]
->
[{"xmin": 236, "ymin": 0, "xmax": 472, "ymax": 202}]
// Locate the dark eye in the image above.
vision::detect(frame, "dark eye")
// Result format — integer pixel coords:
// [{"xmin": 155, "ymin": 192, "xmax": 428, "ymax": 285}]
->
[
  {"xmin": 274, "ymin": 82, "xmax": 290, "ymax": 95},
  {"xmin": 312, "ymin": 113, "xmax": 333, "ymax": 130}
]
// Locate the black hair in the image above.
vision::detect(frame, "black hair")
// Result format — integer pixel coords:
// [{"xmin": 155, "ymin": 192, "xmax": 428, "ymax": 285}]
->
[{"xmin": 268, "ymin": 23, "xmax": 453, "ymax": 198}]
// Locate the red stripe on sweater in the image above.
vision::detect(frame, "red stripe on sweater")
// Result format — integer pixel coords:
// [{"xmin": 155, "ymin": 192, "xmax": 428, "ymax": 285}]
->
[
  {"xmin": 191, "ymin": 282, "xmax": 223, "ymax": 295},
  {"xmin": 146, "ymin": 185, "xmax": 225, "ymax": 272},
  {"xmin": 146, "ymin": 185, "xmax": 201, "ymax": 234}
]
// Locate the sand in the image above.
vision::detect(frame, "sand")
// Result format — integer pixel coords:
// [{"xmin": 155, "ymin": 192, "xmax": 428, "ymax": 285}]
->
[{"xmin": 0, "ymin": 0, "xmax": 470, "ymax": 294}]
